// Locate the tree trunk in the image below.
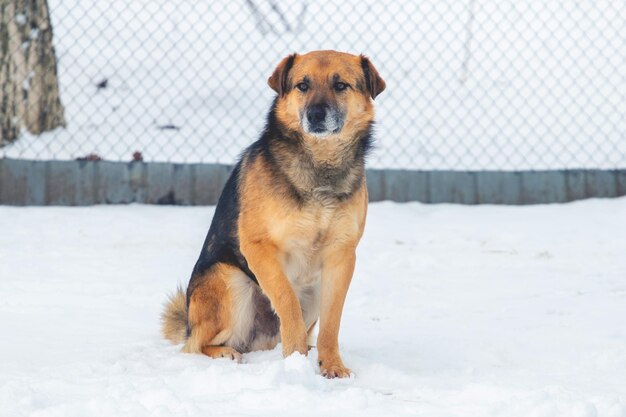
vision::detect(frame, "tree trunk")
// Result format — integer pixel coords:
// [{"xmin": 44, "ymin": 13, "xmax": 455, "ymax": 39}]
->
[{"xmin": 1, "ymin": 0, "xmax": 65, "ymax": 146}]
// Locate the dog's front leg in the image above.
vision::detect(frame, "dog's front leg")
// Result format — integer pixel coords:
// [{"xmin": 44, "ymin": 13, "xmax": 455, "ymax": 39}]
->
[
  {"xmin": 317, "ymin": 245, "xmax": 356, "ymax": 378},
  {"xmin": 242, "ymin": 241, "xmax": 308, "ymax": 357}
]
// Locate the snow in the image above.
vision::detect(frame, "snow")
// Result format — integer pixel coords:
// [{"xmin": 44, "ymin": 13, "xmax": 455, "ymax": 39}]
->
[
  {"xmin": 2, "ymin": 0, "xmax": 624, "ymax": 169},
  {"xmin": 1, "ymin": 198, "xmax": 626, "ymax": 416},
  {"xmin": 21, "ymin": 72, "xmax": 34, "ymax": 92},
  {"xmin": 14, "ymin": 13, "xmax": 27, "ymax": 26}
]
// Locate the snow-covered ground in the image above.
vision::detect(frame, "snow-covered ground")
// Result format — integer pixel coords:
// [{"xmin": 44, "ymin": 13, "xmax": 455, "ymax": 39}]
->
[
  {"xmin": 1, "ymin": 199, "xmax": 625, "ymax": 416},
  {"xmin": 2, "ymin": 0, "xmax": 625, "ymax": 169}
]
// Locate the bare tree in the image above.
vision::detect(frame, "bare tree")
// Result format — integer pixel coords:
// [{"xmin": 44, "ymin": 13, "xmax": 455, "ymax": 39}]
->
[
  {"xmin": 1, "ymin": 0, "xmax": 65, "ymax": 146},
  {"xmin": 460, "ymin": 0, "xmax": 476, "ymax": 85},
  {"xmin": 245, "ymin": 0, "xmax": 308, "ymax": 35}
]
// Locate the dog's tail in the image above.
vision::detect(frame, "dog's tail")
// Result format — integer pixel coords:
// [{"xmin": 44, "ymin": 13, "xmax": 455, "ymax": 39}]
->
[{"xmin": 161, "ymin": 285, "xmax": 188, "ymax": 344}]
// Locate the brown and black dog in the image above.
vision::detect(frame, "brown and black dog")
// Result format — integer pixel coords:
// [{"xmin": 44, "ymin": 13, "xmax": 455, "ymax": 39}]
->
[{"xmin": 161, "ymin": 50, "xmax": 385, "ymax": 378}]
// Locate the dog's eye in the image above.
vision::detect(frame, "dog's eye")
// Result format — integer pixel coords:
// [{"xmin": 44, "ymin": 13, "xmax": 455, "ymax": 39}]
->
[
  {"xmin": 334, "ymin": 82, "xmax": 348, "ymax": 91},
  {"xmin": 295, "ymin": 83, "xmax": 309, "ymax": 92}
]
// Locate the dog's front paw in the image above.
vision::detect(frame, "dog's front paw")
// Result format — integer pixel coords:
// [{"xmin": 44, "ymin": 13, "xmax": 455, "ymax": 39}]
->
[
  {"xmin": 281, "ymin": 326, "xmax": 308, "ymax": 357},
  {"xmin": 318, "ymin": 357, "xmax": 351, "ymax": 379},
  {"xmin": 282, "ymin": 339, "xmax": 308, "ymax": 357}
]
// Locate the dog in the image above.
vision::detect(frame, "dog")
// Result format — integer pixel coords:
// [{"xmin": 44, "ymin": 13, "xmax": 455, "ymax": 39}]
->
[{"xmin": 161, "ymin": 50, "xmax": 385, "ymax": 378}]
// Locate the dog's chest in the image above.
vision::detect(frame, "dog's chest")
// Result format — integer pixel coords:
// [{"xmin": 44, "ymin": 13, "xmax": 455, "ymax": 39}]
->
[
  {"xmin": 279, "ymin": 203, "xmax": 334, "ymax": 283},
  {"xmin": 278, "ymin": 207, "xmax": 333, "ymax": 328}
]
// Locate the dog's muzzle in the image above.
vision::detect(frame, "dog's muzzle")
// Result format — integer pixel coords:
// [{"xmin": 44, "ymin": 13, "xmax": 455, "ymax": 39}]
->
[{"xmin": 302, "ymin": 104, "xmax": 344, "ymax": 137}]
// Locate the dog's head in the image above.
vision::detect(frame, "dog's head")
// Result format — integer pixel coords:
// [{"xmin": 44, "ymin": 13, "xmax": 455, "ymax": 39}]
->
[{"xmin": 268, "ymin": 50, "xmax": 385, "ymax": 139}]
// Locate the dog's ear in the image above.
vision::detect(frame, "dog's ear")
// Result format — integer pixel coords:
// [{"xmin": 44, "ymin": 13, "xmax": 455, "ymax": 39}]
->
[
  {"xmin": 360, "ymin": 55, "xmax": 386, "ymax": 99},
  {"xmin": 268, "ymin": 53, "xmax": 297, "ymax": 96}
]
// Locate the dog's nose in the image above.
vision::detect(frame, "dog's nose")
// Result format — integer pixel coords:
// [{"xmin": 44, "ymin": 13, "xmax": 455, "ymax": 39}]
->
[{"xmin": 307, "ymin": 105, "xmax": 327, "ymax": 126}]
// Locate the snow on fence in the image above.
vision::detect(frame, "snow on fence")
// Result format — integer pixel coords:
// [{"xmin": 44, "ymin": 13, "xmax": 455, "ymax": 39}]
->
[{"xmin": 1, "ymin": 1, "xmax": 625, "ymax": 204}]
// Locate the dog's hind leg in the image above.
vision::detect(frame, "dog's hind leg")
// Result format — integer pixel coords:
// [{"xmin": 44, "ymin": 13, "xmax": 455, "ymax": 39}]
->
[
  {"xmin": 201, "ymin": 346, "xmax": 242, "ymax": 362},
  {"xmin": 183, "ymin": 263, "xmax": 244, "ymax": 361}
]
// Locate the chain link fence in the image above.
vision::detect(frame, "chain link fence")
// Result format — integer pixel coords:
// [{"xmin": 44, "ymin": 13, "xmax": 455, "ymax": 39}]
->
[{"xmin": 2, "ymin": 0, "xmax": 625, "ymax": 170}]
